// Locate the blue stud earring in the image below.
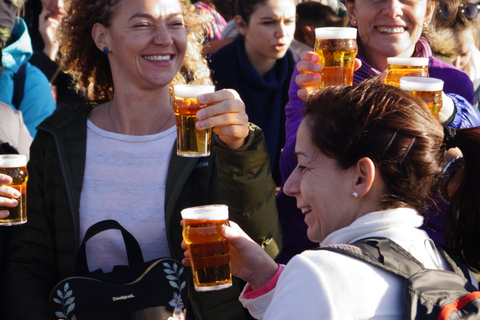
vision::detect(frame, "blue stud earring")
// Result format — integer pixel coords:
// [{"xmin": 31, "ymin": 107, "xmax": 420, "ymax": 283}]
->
[{"xmin": 103, "ymin": 47, "xmax": 109, "ymax": 54}]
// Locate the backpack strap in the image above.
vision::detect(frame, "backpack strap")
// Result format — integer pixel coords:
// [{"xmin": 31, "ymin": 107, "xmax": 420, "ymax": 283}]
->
[
  {"xmin": 316, "ymin": 237, "xmax": 427, "ymax": 280},
  {"xmin": 436, "ymin": 244, "xmax": 477, "ymax": 287},
  {"xmin": 12, "ymin": 63, "xmax": 27, "ymax": 110}
]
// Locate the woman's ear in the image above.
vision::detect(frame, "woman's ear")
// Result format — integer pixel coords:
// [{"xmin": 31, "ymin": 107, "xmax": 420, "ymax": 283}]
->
[
  {"xmin": 345, "ymin": 1, "xmax": 357, "ymax": 27},
  {"xmin": 424, "ymin": 0, "xmax": 436, "ymax": 25},
  {"xmin": 352, "ymin": 157, "xmax": 376, "ymax": 198},
  {"xmin": 234, "ymin": 15, "xmax": 247, "ymax": 36},
  {"xmin": 92, "ymin": 23, "xmax": 108, "ymax": 52}
]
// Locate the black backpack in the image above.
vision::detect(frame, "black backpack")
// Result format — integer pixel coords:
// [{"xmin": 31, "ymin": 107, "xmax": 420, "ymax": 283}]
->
[{"xmin": 316, "ymin": 238, "xmax": 480, "ymax": 319}]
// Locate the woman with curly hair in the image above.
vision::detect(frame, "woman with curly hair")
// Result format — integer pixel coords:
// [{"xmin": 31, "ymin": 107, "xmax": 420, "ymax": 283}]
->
[{"xmin": 0, "ymin": 0, "xmax": 282, "ymax": 318}]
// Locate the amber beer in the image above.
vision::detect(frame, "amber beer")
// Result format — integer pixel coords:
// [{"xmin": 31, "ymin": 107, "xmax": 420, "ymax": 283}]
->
[
  {"xmin": 384, "ymin": 57, "xmax": 429, "ymax": 87},
  {"xmin": 181, "ymin": 204, "xmax": 232, "ymax": 292},
  {"xmin": 173, "ymin": 85, "xmax": 215, "ymax": 157},
  {"xmin": 0, "ymin": 155, "xmax": 28, "ymax": 226},
  {"xmin": 314, "ymin": 27, "xmax": 358, "ymax": 88},
  {"xmin": 400, "ymin": 76, "xmax": 444, "ymax": 118}
]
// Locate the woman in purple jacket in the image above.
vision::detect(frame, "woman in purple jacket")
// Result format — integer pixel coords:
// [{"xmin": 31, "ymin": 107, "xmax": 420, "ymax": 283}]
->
[{"xmin": 275, "ymin": 0, "xmax": 480, "ymax": 263}]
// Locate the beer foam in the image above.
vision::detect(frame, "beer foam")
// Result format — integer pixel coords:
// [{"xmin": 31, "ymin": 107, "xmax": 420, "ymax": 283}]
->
[
  {"xmin": 399, "ymin": 77, "xmax": 444, "ymax": 92},
  {"xmin": 387, "ymin": 57, "xmax": 429, "ymax": 67},
  {"xmin": 174, "ymin": 85, "xmax": 215, "ymax": 98},
  {"xmin": 315, "ymin": 27, "xmax": 357, "ymax": 40},
  {"xmin": 181, "ymin": 204, "xmax": 229, "ymax": 220},
  {"xmin": 0, "ymin": 155, "xmax": 27, "ymax": 168}
]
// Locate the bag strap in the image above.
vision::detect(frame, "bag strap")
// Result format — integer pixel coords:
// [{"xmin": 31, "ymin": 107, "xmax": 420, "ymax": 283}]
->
[
  {"xmin": 76, "ymin": 219, "xmax": 145, "ymax": 275},
  {"xmin": 12, "ymin": 63, "xmax": 27, "ymax": 110},
  {"xmin": 317, "ymin": 237, "xmax": 426, "ymax": 279},
  {"xmin": 321, "ymin": 238, "xmax": 478, "ymax": 288},
  {"xmin": 436, "ymin": 244, "xmax": 475, "ymax": 284}
]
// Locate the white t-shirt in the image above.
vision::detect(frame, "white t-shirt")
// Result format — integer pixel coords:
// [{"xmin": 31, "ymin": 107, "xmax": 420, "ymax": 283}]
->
[{"xmin": 79, "ymin": 120, "xmax": 176, "ymax": 272}]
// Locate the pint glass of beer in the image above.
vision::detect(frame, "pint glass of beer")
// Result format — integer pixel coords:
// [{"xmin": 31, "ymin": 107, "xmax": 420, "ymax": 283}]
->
[
  {"xmin": 181, "ymin": 204, "xmax": 232, "ymax": 292},
  {"xmin": 384, "ymin": 57, "xmax": 429, "ymax": 87},
  {"xmin": 0, "ymin": 155, "xmax": 28, "ymax": 226},
  {"xmin": 399, "ymin": 76, "xmax": 444, "ymax": 118},
  {"xmin": 314, "ymin": 27, "xmax": 358, "ymax": 88},
  {"xmin": 173, "ymin": 84, "xmax": 215, "ymax": 157}
]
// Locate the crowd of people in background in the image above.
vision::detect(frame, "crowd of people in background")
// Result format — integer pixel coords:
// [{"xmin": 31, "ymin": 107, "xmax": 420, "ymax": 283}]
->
[{"xmin": 1, "ymin": 0, "xmax": 480, "ymax": 318}]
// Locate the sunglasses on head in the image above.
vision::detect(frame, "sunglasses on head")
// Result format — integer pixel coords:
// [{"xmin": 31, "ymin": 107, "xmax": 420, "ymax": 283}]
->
[
  {"xmin": 460, "ymin": 2, "xmax": 480, "ymax": 19},
  {"xmin": 438, "ymin": 2, "xmax": 480, "ymax": 20}
]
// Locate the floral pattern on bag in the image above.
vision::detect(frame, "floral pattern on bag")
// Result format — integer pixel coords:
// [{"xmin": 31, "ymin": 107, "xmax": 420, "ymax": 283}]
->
[
  {"xmin": 52, "ymin": 261, "xmax": 187, "ymax": 320},
  {"xmin": 164, "ymin": 261, "xmax": 187, "ymax": 320},
  {"xmin": 53, "ymin": 282, "xmax": 76, "ymax": 320}
]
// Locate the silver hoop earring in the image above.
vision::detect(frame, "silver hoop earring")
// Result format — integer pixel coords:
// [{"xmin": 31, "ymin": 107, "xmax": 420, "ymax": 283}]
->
[{"xmin": 352, "ymin": 192, "xmax": 359, "ymax": 198}]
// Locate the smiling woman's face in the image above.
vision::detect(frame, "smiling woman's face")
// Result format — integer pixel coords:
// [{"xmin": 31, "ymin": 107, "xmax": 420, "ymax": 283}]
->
[
  {"xmin": 283, "ymin": 120, "xmax": 360, "ymax": 243},
  {"xmin": 346, "ymin": 0, "xmax": 434, "ymax": 69},
  {"xmin": 99, "ymin": 0, "xmax": 187, "ymax": 90}
]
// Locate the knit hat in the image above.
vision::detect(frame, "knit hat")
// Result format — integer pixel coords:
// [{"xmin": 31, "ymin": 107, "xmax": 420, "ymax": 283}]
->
[{"xmin": 0, "ymin": 0, "xmax": 19, "ymax": 44}]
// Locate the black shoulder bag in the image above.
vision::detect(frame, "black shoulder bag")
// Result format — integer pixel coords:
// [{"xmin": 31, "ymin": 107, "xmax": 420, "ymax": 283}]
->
[{"xmin": 50, "ymin": 220, "xmax": 189, "ymax": 320}]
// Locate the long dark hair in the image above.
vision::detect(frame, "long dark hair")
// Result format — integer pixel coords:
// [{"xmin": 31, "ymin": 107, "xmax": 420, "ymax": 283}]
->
[{"xmin": 304, "ymin": 80, "xmax": 480, "ymax": 271}]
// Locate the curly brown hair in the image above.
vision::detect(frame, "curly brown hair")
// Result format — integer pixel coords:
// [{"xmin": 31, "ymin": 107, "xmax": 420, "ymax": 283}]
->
[{"xmin": 57, "ymin": 0, "xmax": 213, "ymax": 100}]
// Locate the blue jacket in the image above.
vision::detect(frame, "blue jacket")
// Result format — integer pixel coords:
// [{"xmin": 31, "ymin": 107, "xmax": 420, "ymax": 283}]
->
[{"xmin": 0, "ymin": 18, "xmax": 55, "ymax": 138}]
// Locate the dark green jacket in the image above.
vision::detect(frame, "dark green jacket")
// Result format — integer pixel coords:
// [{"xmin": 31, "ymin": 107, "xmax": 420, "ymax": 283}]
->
[{"xmin": 1, "ymin": 102, "xmax": 283, "ymax": 319}]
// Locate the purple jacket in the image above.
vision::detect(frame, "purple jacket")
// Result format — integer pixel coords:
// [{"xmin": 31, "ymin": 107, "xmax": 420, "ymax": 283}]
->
[{"xmin": 275, "ymin": 50, "xmax": 480, "ymax": 263}]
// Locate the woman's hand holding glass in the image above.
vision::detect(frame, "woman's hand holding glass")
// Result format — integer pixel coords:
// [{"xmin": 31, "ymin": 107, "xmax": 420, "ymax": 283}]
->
[
  {"xmin": 181, "ymin": 220, "xmax": 279, "ymax": 291},
  {"xmin": 0, "ymin": 173, "xmax": 19, "ymax": 219},
  {"xmin": 436, "ymin": 93, "xmax": 455, "ymax": 125},
  {"xmin": 295, "ymin": 51, "xmax": 363, "ymax": 101},
  {"xmin": 195, "ymin": 89, "xmax": 250, "ymax": 150}
]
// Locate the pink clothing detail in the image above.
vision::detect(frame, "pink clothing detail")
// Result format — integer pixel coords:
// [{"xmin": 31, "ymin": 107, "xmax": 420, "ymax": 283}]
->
[{"xmin": 243, "ymin": 264, "xmax": 285, "ymax": 299}]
